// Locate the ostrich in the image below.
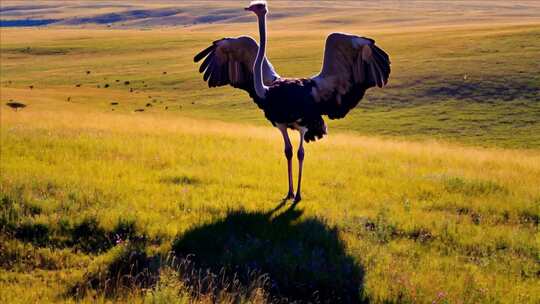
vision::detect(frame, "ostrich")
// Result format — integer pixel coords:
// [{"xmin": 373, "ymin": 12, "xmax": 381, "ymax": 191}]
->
[{"xmin": 194, "ymin": 0, "xmax": 390, "ymax": 203}]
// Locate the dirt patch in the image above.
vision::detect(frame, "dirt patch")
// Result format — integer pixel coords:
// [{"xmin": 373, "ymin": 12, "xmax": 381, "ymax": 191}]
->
[
  {"xmin": 3, "ymin": 46, "xmax": 72, "ymax": 55},
  {"xmin": 370, "ymin": 77, "xmax": 540, "ymax": 105}
]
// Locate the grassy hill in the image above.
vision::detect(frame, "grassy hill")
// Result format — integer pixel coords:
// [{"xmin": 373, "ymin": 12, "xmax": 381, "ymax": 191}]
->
[
  {"xmin": 1, "ymin": 1, "xmax": 539, "ymax": 303},
  {"xmin": 1, "ymin": 17, "xmax": 539, "ymax": 148}
]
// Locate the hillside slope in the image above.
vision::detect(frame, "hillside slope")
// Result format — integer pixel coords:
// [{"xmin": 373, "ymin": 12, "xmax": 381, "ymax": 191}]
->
[{"xmin": 1, "ymin": 105, "xmax": 539, "ymax": 303}]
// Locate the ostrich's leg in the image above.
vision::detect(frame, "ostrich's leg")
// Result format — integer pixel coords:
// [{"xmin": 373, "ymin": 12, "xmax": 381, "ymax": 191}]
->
[
  {"xmin": 278, "ymin": 124, "xmax": 295, "ymax": 200},
  {"xmin": 294, "ymin": 128, "xmax": 306, "ymax": 203}
]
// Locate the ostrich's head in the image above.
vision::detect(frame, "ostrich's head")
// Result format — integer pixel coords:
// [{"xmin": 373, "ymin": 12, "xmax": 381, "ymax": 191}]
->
[{"xmin": 245, "ymin": 0, "xmax": 268, "ymax": 16}]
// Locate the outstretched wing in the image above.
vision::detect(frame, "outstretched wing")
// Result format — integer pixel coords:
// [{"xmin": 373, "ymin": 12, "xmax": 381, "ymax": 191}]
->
[
  {"xmin": 194, "ymin": 36, "xmax": 279, "ymax": 96},
  {"xmin": 312, "ymin": 33, "xmax": 390, "ymax": 119}
]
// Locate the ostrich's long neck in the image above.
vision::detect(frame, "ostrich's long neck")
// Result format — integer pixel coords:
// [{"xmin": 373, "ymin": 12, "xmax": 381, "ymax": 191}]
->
[{"xmin": 253, "ymin": 13, "xmax": 268, "ymax": 99}]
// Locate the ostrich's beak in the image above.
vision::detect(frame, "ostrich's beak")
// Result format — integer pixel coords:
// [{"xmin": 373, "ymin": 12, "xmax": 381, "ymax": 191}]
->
[{"xmin": 244, "ymin": 7, "xmax": 251, "ymax": 11}]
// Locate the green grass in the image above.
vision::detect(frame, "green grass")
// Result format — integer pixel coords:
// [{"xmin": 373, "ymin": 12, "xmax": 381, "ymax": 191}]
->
[
  {"xmin": 1, "ymin": 109, "xmax": 538, "ymax": 303},
  {"xmin": 1, "ymin": 1, "xmax": 540, "ymax": 303}
]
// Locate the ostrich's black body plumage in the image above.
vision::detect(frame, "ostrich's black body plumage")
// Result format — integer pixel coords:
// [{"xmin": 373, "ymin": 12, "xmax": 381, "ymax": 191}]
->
[
  {"xmin": 249, "ymin": 78, "xmax": 327, "ymax": 142},
  {"xmin": 247, "ymin": 77, "xmax": 373, "ymax": 142}
]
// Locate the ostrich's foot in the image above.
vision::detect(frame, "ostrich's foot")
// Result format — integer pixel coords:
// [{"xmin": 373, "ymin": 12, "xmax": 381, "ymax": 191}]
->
[
  {"xmin": 293, "ymin": 193, "xmax": 302, "ymax": 203},
  {"xmin": 284, "ymin": 191, "xmax": 295, "ymax": 201}
]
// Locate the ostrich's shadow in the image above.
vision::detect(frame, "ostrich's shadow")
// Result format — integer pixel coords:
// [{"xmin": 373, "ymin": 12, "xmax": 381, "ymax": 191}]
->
[{"xmin": 173, "ymin": 202, "xmax": 365, "ymax": 303}]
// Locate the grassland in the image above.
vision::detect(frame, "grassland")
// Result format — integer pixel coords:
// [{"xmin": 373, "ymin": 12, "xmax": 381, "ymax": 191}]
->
[
  {"xmin": 1, "ymin": 24, "xmax": 539, "ymax": 148},
  {"xmin": 1, "ymin": 1, "xmax": 540, "ymax": 303}
]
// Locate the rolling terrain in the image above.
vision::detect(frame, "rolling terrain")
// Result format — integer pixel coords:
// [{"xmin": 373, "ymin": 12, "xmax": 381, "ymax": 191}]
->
[{"xmin": 1, "ymin": 1, "xmax": 539, "ymax": 303}]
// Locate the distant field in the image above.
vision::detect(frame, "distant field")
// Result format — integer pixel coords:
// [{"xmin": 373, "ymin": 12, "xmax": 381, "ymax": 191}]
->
[
  {"xmin": 1, "ymin": 9, "xmax": 539, "ymax": 148},
  {"xmin": 1, "ymin": 1, "xmax": 539, "ymax": 303},
  {"xmin": 2, "ymin": 1, "xmax": 539, "ymax": 28}
]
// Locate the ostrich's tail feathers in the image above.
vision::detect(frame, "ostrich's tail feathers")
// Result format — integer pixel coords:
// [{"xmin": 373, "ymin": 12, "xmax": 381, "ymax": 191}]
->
[{"xmin": 304, "ymin": 116, "xmax": 327, "ymax": 143}]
